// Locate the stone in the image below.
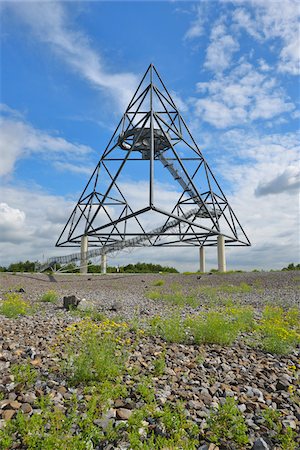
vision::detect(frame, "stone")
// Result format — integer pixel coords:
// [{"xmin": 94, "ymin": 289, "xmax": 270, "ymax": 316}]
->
[
  {"xmin": 63, "ymin": 295, "xmax": 80, "ymax": 310},
  {"xmin": 238, "ymin": 404, "xmax": 246, "ymax": 413},
  {"xmin": 188, "ymin": 400, "xmax": 203, "ymax": 410},
  {"xmin": 282, "ymin": 419, "xmax": 297, "ymax": 430},
  {"xmin": 3, "ymin": 409, "xmax": 16, "ymax": 421},
  {"xmin": 116, "ymin": 408, "xmax": 132, "ymax": 420},
  {"xmin": 10, "ymin": 401, "xmax": 22, "ymax": 409},
  {"xmin": 21, "ymin": 403, "xmax": 33, "ymax": 414},
  {"xmin": 251, "ymin": 437, "xmax": 270, "ymax": 450}
]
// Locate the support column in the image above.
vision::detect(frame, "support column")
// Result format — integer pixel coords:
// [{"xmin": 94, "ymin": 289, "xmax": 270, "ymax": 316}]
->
[
  {"xmin": 101, "ymin": 253, "xmax": 107, "ymax": 274},
  {"xmin": 80, "ymin": 235, "xmax": 88, "ymax": 274},
  {"xmin": 199, "ymin": 246, "xmax": 206, "ymax": 273},
  {"xmin": 217, "ymin": 235, "xmax": 226, "ymax": 272}
]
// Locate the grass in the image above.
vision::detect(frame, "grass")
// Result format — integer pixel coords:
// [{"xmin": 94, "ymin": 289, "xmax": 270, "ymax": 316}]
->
[
  {"xmin": 40, "ymin": 290, "xmax": 58, "ymax": 303},
  {"xmin": 11, "ymin": 362, "xmax": 38, "ymax": 386},
  {"xmin": 257, "ymin": 306, "xmax": 300, "ymax": 354},
  {"xmin": 149, "ymin": 314, "xmax": 188, "ymax": 343},
  {"xmin": 148, "ymin": 306, "xmax": 255, "ymax": 346},
  {"xmin": 147, "ymin": 288, "xmax": 199, "ymax": 307},
  {"xmin": 61, "ymin": 318, "xmax": 129, "ymax": 385},
  {"xmin": 206, "ymin": 397, "xmax": 249, "ymax": 447},
  {"xmin": 200, "ymin": 282, "xmax": 252, "ymax": 303},
  {"xmin": 153, "ymin": 279, "xmax": 165, "ymax": 287},
  {"xmin": 186, "ymin": 312, "xmax": 240, "ymax": 346},
  {"xmin": 0, "ymin": 293, "xmax": 31, "ymax": 318},
  {"xmin": 127, "ymin": 401, "xmax": 199, "ymax": 449},
  {"xmin": 262, "ymin": 408, "xmax": 298, "ymax": 450}
]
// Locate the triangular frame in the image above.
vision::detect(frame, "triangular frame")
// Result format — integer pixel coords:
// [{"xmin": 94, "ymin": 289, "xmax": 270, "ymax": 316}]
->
[{"xmin": 56, "ymin": 64, "xmax": 250, "ymax": 250}]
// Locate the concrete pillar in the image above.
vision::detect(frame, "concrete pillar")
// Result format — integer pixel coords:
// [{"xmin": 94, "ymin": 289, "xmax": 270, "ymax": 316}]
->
[
  {"xmin": 80, "ymin": 235, "xmax": 88, "ymax": 274},
  {"xmin": 101, "ymin": 253, "xmax": 107, "ymax": 274},
  {"xmin": 199, "ymin": 246, "xmax": 206, "ymax": 273},
  {"xmin": 217, "ymin": 234, "xmax": 226, "ymax": 272}
]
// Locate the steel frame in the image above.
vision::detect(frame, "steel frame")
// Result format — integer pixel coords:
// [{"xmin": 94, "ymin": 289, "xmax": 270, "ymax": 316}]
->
[{"xmin": 56, "ymin": 64, "xmax": 250, "ymax": 251}]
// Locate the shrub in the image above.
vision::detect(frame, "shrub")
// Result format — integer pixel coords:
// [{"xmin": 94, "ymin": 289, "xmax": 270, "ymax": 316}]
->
[
  {"xmin": 186, "ymin": 312, "xmax": 240, "ymax": 346},
  {"xmin": 258, "ymin": 306, "xmax": 300, "ymax": 354},
  {"xmin": 149, "ymin": 315, "xmax": 187, "ymax": 343},
  {"xmin": 206, "ymin": 397, "xmax": 248, "ymax": 447},
  {"xmin": 62, "ymin": 319, "xmax": 129, "ymax": 384},
  {"xmin": 0, "ymin": 293, "xmax": 31, "ymax": 318},
  {"xmin": 11, "ymin": 362, "xmax": 37, "ymax": 386},
  {"xmin": 40, "ymin": 290, "xmax": 58, "ymax": 303}
]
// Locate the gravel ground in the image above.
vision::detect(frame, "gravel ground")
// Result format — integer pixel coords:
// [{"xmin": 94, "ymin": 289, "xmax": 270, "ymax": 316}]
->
[{"xmin": 0, "ymin": 271, "xmax": 299, "ymax": 449}]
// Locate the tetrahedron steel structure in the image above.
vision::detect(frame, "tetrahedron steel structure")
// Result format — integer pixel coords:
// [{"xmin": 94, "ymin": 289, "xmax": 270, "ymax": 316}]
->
[{"xmin": 56, "ymin": 64, "xmax": 250, "ymax": 251}]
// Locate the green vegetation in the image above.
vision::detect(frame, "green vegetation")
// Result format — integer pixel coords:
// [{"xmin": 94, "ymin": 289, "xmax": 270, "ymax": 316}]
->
[
  {"xmin": 206, "ymin": 397, "xmax": 249, "ymax": 447},
  {"xmin": 40, "ymin": 290, "xmax": 58, "ymax": 303},
  {"xmin": 89, "ymin": 262, "xmax": 178, "ymax": 273},
  {"xmin": 149, "ymin": 314, "xmax": 188, "ymax": 343},
  {"xmin": 147, "ymin": 286, "xmax": 198, "ymax": 307},
  {"xmin": 62, "ymin": 318, "xmax": 129, "ymax": 385},
  {"xmin": 257, "ymin": 306, "xmax": 300, "ymax": 354},
  {"xmin": 153, "ymin": 279, "xmax": 165, "ymax": 286},
  {"xmin": 0, "ymin": 293, "xmax": 31, "ymax": 318},
  {"xmin": 186, "ymin": 313, "xmax": 240, "ymax": 346},
  {"xmin": 148, "ymin": 306, "xmax": 255, "ymax": 346},
  {"xmin": 127, "ymin": 401, "xmax": 199, "ymax": 449},
  {"xmin": 282, "ymin": 263, "xmax": 300, "ymax": 271},
  {"xmin": 11, "ymin": 362, "xmax": 38, "ymax": 386},
  {"xmin": 262, "ymin": 408, "xmax": 298, "ymax": 450}
]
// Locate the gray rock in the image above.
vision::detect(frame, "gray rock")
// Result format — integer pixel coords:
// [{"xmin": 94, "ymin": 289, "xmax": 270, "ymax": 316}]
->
[
  {"xmin": 63, "ymin": 295, "xmax": 80, "ymax": 310},
  {"xmin": 251, "ymin": 437, "xmax": 270, "ymax": 450}
]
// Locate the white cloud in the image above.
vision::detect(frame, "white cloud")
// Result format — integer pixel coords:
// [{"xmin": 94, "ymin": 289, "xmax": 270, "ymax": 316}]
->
[
  {"xmin": 204, "ymin": 20, "xmax": 239, "ymax": 72},
  {"xmin": 4, "ymin": 2, "xmax": 138, "ymax": 110},
  {"xmin": 184, "ymin": 4, "xmax": 206, "ymax": 39},
  {"xmin": 0, "ymin": 105, "xmax": 93, "ymax": 176},
  {"xmin": 193, "ymin": 62, "xmax": 294, "ymax": 128},
  {"xmin": 232, "ymin": 1, "xmax": 300, "ymax": 75},
  {"xmin": 212, "ymin": 129, "xmax": 300, "ymax": 269}
]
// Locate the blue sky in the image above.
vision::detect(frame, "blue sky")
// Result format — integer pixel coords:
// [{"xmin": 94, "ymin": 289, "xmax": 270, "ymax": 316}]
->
[{"xmin": 0, "ymin": 0, "xmax": 299, "ymax": 270}]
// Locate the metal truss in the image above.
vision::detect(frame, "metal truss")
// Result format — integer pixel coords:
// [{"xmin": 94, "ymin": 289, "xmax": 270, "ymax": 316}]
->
[{"xmin": 56, "ymin": 64, "xmax": 250, "ymax": 252}]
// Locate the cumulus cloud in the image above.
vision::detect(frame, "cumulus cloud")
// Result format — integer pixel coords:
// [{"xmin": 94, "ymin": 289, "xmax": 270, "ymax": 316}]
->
[
  {"xmin": 204, "ymin": 20, "xmax": 239, "ymax": 73},
  {"xmin": 193, "ymin": 62, "xmax": 294, "ymax": 128},
  {"xmin": 232, "ymin": 0, "xmax": 300, "ymax": 75},
  {"xmin": 0, "ymin": 105, "xmax": 93, "ymax": 176},
  {"xmin": 3, "ymin": 1, "xmax": 138, "ymax": 110},
  {"xmin": 255, "ymin": 166, "xmax": 300, "ymax": 196},
  {"xmin": 184, "ymin": 3, "xmax": 207, "ymax": 39}
]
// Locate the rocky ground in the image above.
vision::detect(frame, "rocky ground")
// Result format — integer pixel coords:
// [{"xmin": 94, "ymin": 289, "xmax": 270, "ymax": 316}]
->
[{"xmin": 0, "ymin": 271, "xmax": 299, "ymax": 449}]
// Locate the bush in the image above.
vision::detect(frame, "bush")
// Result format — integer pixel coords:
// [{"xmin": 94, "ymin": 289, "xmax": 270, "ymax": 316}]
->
[
  {"xmin": 258, "ymin": 306, "xmax": 300, "ymax": 354},
  {"xmin": 0, "ymin": 293, "xmax": 31, "ymax": 318},
  {"xmin": 149, "ymin": 315, "xmax": 188, "ymax": 343},
  {"xmin": 186, "ymin": 312, "xmax": 240, "ymax": 346},
  {"xmin": 206, "ymin": 397, "xmax": 248, "ymax": 446},
  {"xmin": 62, "ymin": 319, "xmax": 129, "ymax": 384},
  {"xmin": 40, "ymin": 290, "xmax": 58, "ymax": 303}
]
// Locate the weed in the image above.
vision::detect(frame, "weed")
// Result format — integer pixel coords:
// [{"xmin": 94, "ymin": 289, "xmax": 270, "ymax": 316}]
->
[
  {"xmin": 10, "ymin": 361, "xmax": 38, "ymax": 386},
  {"xmin": 258, "ymin": 306, "xmax": 300, "ymax": 354},
  {"xmin": 147, "ymin": 290, "xmax": 161, "ymax": 300},
  {"xmin": 206, "ymin": 397, "xmax": 248, "ymax": 447},
  {"xmin": 149, "ymin": 314, "xmax": 187, "ymax": 343},
  {"xmin": 0, "ymin": 293, "xmax": 31, "ymax": 318},
  {"xmin": 136, "ymin": 377, "xmax": 156, "ymax": 403},
  {"xmin": 153, "ymin": 279, "xmax": 165, "ymax": 287},
  {"xmin": 262, "ymin": 408, "xmax": 297, "ymax": 449},
  {"xmin": 186, "ymin": 312, "xmax": 240, "ymax": 346},
  {"xmin": 40, "ymin": 290, "xmax": 58, "ymax": 303},
  {"xmin": 61, "ymin": 319, "xmax": 129, "ymax": 384},
  {"xmin": 127, "ymin": 401, "xmax": 199, "ymax": 449},
  {"xmin": 153, "ymin": 351, "xmax": 166, "ymax": 376}
]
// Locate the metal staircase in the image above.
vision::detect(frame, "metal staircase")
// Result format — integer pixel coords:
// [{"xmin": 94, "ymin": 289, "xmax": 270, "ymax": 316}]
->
[{"xmin": 36, "ymin": 204, "xmax": 215, "ymax": 272}]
